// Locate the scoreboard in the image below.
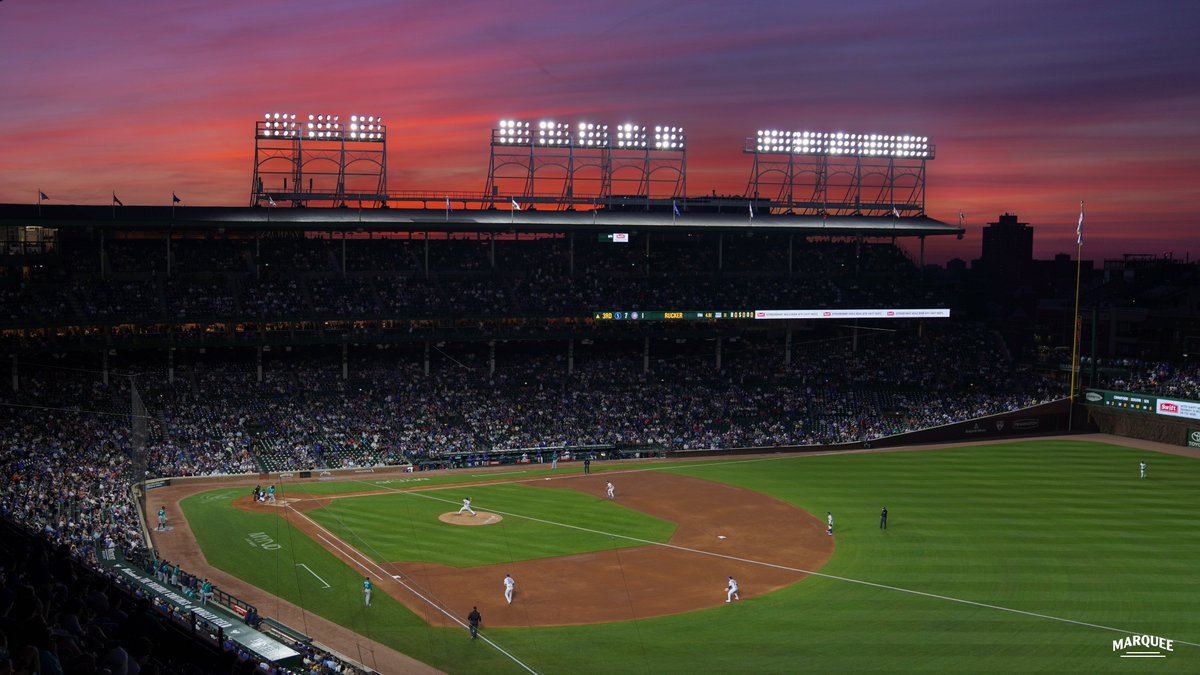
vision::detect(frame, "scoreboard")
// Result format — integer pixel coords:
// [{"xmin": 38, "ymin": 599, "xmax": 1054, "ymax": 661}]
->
[
  {"xmin": 592, "ymin": 308, "xmax": 951, "ymax": 321},
  {"xmin": 592, "ymin": 311, "xmax": 756, "ymax": 321}
]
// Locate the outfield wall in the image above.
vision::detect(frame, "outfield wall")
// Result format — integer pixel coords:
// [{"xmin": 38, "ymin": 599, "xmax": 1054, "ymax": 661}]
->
[{"xmin": 1083, "ymin": 388, "xmax": 1200, "ymax": 447}]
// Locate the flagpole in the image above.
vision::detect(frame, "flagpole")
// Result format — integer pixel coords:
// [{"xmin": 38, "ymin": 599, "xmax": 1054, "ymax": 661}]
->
[
  {"xmin": 1068, "ymin": 201, "xmax": 1084, "ymax": 430},
  {"xmin": 37, "ymin": 189, "xmax": 42, "ymax": 218}
]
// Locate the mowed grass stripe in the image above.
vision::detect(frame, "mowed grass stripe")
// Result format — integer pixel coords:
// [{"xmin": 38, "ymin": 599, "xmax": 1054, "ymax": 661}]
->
[
  {"xmin": 181, "ymin": 488, "xmax": 529, "ymax": 674},
  {"xmin": 188, "ymin": 439, "xmax": 1199, "ymax": 673}
]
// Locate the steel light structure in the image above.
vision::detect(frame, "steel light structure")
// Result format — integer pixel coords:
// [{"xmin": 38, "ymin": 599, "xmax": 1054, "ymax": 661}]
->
[
  {"xmin": 484, "ymin": 118, "xmax": 686, "ymax": 209},
  {"xmin": 251, "ymin": 112, "xmax": 388, "ymax": 207},
  {"xmin": 744, "ymin": 128, "xmax": 934, "ymax": 217}
]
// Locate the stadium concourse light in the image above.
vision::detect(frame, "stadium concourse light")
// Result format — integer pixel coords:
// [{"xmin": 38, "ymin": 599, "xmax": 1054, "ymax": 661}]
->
[
  {"xmin": 754, "ymin": 129, "xmax": 931, "ymax": 158},
  {"xmin": 654, "ymin": 125, "xmax": 685, "ymax": 150},
  {"xmin": 497, "ymin": 119, "xmax": 533, "ymax": 144},
  {"xmin": 616, "ymin": 123, "xmax": 647, "ymax": 149}
]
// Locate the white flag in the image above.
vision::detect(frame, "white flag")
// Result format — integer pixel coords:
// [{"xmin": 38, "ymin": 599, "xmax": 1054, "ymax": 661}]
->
[
  {"xmin": 1076, "ymin": 201, "xmax": 1084, "ymax": 245},
  {"xmin": 749, "ymin": 201, "xmax": 754, "ymax": 219},
  {"xmin": 892, "ymin": 205, "xmax": 901, "ymax": 218},
  {"xmin": 511, "ymin": 198, "xmax": 521, "ymax": 211}
]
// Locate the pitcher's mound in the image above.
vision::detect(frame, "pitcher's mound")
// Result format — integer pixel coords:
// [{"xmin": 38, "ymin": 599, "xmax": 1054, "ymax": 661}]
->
[{"xmin": 439, "ymin": 512, "xmax": 503, "ymax": 526}]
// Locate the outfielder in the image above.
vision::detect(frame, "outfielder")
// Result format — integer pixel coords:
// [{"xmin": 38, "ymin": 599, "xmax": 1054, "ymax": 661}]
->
[
  {"xmin": 726, "ymin": 576, "xmax": 740, "ymax": 602},
  {"xmin": 1140, "ymin": 461, "xmax": 1147, "ymax": 479},
  {"xmin": 458, "ymin": 497, "xmax": 476, "ymax": 516},
  {"xmin": 826, "ymin": 511, "xmax": 834, "ymax": 536},
  {"xmin": 363, "ymin": 577, "xmax": 372, "ymax": 607}
]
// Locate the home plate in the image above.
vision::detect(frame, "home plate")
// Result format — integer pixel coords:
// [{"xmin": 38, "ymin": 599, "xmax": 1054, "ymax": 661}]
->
[{"xmin": 717, "ymin": 535, "xmax": 727, "ymax": 540}]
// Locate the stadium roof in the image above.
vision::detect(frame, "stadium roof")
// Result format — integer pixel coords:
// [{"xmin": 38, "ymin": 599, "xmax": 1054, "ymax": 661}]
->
[{"xmin": 0, "ymin": 203, "xmax": 965, "ymax": 239}]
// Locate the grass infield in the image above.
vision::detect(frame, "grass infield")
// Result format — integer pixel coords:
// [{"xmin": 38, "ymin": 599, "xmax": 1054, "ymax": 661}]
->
[{"xmin": 182, "ymin": 439, "xmax": 1199, "ymax": 673}]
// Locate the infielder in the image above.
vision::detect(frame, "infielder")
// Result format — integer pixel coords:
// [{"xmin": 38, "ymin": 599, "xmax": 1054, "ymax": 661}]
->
[
  {"xmin": 726, "ymin": 576, "xmax": 740, "ymax": 602},
  {"xmin": 363, "ymin": 577, "xmax": 372, "ymax": 607},
  {"xmin": 826, "ymin": 511, "xmax": 834, "ymax": 536},
  {"xmin": 458, "ymin": 497, "xmax": 476, "ymax": 516},
  {"xmin": 606, "ymin": 481, "xmax": 615, "ymax": 499},
  {"xmin": 503, "ymin": 574, "xmax": 515, "ymax": 604}
]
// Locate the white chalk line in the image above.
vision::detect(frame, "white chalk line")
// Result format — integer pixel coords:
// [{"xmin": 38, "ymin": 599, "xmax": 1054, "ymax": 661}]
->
[
  {"xmin": 286, "ymin": 504, "xmax": 539, "ymax": 675},
  {"xmin": 365, "ymin": 482, "xmax": 1200, "ymax": 650},
  {"xmin": 295, "ymin": 563, "xmax": 331, "ymax": 589}
]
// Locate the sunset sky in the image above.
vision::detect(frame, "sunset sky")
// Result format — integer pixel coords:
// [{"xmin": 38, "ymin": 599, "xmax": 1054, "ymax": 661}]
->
[{"xmin": 2, "ymin": 0, "xmax": 1198, "ymax": 264}]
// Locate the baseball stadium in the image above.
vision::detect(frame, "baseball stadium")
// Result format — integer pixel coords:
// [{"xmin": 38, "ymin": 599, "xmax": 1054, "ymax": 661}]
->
[{"xmin": 1, "ymin": 119, "xmax": 1197, "ymax": 674}]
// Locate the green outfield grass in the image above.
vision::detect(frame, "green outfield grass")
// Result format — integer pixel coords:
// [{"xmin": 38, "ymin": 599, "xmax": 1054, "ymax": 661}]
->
[{"xmin": 183, "ymin": 439, "xmax": 1199, "ymax": 673}]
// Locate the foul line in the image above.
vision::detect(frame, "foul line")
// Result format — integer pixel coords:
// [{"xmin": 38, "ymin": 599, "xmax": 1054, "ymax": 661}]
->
[
  {"xmin": 295, "ymin": 563, "xmax": 331, "ymax": 589},
  {"xmin": 381, "ymin": 486, "xmax": 1200, "ymax": 650},
  {"xmin": 285, "ymin": 504, "xmax": 539, "ymax": 675}
]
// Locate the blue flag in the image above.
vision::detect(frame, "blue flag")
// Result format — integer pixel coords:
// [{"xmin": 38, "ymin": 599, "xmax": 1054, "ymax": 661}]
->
[
  {"xmin": 673, "ymin": 201, "xmax": 681, "ymax": 218},
  {"xmin": 39, "ymin": 191, "xmax": 49, "ymax": 201},
  {"xmin": 172, "ymin": 193, "xmax": 181, "ymax": 204},
  {"xmin": 112, "ymin": 193, "xmax": 123, "ymax": 207}
]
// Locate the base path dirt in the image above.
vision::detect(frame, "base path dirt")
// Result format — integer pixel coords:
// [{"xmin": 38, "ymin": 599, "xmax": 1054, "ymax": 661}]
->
[{"xmin": 281, "ymin": 469, "xmax": 833, "ymax": 629}]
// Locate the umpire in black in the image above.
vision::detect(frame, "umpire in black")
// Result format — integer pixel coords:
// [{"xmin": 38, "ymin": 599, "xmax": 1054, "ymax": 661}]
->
[{"xmin": 468, "ymin": 606, "xmax": 482, "ymax": 639}]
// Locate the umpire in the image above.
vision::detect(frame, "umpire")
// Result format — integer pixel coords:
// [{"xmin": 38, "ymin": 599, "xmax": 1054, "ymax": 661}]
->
[{"xmin": 468, "ymin": 606, "xmax": 482, "ymax": 640}]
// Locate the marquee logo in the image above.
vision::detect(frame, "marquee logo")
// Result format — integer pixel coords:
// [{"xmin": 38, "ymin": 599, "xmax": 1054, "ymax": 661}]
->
[
  {"xmin": 1084, "ymin": 391, "xmax": 1103, "ymax": 402},
  {"xmin": 1159, "ymin": 402, "xmax": 1179, "ymax": 414},
  {"xmin": 1112, "ymin": 634, "xmax": 1172, "ymax": 658}
]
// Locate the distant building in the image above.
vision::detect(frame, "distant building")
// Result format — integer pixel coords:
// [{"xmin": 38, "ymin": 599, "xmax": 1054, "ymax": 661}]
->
[{"xmin": 974, "ymin": 213, "xmax": 1033, "ymax": 281}]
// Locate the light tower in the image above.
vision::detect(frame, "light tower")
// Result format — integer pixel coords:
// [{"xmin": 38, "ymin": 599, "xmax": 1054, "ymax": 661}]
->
[
  {"xmin": 483, "ymin": 118, "xmax": 686, "ymax": 209},
  {"xmin": 250, "ymin": 112, "xmax": 388, "ymax": 207},
  {"xmin": 744, "ymin": 129, "xmax": 934, "ymax": 216}
]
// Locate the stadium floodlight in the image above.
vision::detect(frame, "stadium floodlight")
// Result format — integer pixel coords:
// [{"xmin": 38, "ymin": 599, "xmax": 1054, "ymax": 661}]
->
[
  {"xmin": 616, "ymin": 123, "xmax": 647, "ymax": 149},
  {"xmin": 496, "ymin": 119, "xmax": 532, "ymax": 144},
  {"xmin": 576, "ymin": 121, "xmax": 609, "ymax": 148},
  {"xmin": 536, "ymin": 120, "xmax": 572, "ymax": 146},
  {"xmin": 753, "ymin": 129, "xmax": 931, "ymax": 158},
  {"xmin": 653, "ymin": 125, "xmax": 685, "ymax": 150}
]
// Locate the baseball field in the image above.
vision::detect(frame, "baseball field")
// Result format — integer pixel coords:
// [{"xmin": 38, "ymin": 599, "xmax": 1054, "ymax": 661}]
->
[{"xmin": 161, "ymin": 436, "xmax": 1198, "ymax": 673}]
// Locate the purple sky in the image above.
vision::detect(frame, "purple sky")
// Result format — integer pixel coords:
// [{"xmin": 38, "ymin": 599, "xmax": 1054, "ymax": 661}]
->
[{"xmin": 2, "ymin": 0, "xmax": 1198, "ymax": 264}]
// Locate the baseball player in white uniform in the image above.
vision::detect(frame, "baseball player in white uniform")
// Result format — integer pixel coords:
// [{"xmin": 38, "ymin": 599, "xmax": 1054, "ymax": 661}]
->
[
  {"xmin": 503, "ymin": 574, "xmax": 515, "ymax": 604},
  {"xmin": 1140, "ymin": 461, "xmax": 1147, "ymax": 479},
  {"xmin": 826, "ymin": 511, "xmax": 834, "ymax": 536},
  {"xmin": 726, "ymin": 576, "xmax": 739, "ymax": 602},
  {"xmin": 606, "ymin": 482, "xmax": 615, "ymax": 499},
  {"xmin": 458, "ymin": 497, "xmax": 476, "ymax": 516}
]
